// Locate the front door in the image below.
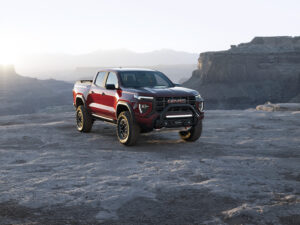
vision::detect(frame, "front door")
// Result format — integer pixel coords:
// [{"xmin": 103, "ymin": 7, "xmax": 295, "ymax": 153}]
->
[
  {"xmin": 87, "ymin": 71, "xmax": 107, "ymax": 117},
  {"xmin": 102, "ymin": 72, "xmax": 119, "ymax": 120}
]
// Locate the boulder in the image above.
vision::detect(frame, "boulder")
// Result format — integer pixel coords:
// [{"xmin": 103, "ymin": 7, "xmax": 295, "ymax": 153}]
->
[{"xmin": 256, "ymin": 103, "xmax": 300, "ymax": 111}]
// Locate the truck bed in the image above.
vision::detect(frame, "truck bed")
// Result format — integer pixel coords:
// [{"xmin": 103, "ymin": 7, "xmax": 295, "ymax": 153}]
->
[
  {"xmin": 73, "ymin": 80, "xmax": 93, "ymax": 100},
  {"xmin": 75, "ymin": 80, "xmax": 93, "ymax": 84}
]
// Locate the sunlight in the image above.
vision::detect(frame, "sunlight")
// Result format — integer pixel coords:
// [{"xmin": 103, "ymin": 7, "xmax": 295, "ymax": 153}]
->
[{"xmin": 0, "ymin": 52, "xmax": 16, "ymax": 65}]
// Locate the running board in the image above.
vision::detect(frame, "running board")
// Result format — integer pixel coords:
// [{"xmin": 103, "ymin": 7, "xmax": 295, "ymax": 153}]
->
[{"xmin": 92, "ymin": 113, "xmax": 114, "ymax": 122}]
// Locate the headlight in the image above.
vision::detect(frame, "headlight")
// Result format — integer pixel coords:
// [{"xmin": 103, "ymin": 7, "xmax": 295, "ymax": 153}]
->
[
  {"xmin": 139, "ymin": 103, "xmax": 150, "ymax": 114},
  {"xmin": 134, "ymin": 95, "xmax": 154, "ymax": 100},
  {"xmin": 195, "ymin": 94, "xmax": 202, "ymax": 101},
  {"xmin": 198, "ymin": 101, "xmax": 204, "ymax": 112}
]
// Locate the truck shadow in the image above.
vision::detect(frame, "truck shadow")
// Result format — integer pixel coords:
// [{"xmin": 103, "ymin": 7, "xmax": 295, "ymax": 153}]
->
[
  {"xmin": 72, "ymin": 122, "xmax": 224, "ymax": 157},
  {"xmin": 138, "ymin": 132, "xmax": 185, "ymax": 145},
  {"xmin": 92, "ymin": 123, "xmax": 187, "ymax": 147}
]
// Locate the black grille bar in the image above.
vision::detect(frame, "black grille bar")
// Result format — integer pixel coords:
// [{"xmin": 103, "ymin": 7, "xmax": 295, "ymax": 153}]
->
[{"xmin": 155, "ymin": 96, "xmax": 196, "ymax": 112}]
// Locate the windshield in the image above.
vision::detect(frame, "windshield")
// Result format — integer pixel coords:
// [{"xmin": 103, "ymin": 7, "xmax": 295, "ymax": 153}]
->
[{"xmin": 119, "ymin": 71, "xmax": 174, "ymax": 88}]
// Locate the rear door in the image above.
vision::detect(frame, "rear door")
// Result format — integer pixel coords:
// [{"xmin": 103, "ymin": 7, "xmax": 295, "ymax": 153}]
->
[
  {"xmin": 87, "ymin": 71, "xmax": 107, "ymax": 116},
  {"xmin": 102, "ymin": 72, "xmax": 119, "ymax": 119}
]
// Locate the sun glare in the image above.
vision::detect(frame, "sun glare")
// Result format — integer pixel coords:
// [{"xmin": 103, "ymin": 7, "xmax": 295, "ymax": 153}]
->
[{"xmin": 0, "ymin": 52, "xmax": 16, "ymax": 65}]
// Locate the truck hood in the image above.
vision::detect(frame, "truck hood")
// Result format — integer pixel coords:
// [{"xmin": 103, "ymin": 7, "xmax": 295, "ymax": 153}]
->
[{"xmin": 124, "ymin": 86, "xmax": 199, "ymax": 97}]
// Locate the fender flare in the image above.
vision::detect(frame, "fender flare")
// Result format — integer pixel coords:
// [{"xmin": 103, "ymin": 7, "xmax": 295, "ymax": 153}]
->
[
  {"xmin": 75, "ymin": 94, "xmax": 86, "ymax": 108},
  {"xmin": 116, "ymin": 101, "xmax": 136, "ymax": 123}
]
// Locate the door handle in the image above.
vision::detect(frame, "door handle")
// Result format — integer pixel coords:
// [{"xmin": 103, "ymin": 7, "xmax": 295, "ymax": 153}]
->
[{"xmin": 102, "ymin": 92, "xmax": 105, "ymax": 96}]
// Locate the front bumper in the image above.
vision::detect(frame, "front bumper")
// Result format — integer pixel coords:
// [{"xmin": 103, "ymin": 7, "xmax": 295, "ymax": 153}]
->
[{"xmin": 136, "ymin": 103, "xmax": 204, "ymax": 130}]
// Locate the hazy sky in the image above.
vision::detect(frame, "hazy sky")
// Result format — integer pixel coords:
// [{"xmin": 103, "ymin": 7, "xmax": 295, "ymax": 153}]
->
[{"xmin": 0, "ymin": 0, "xmax": 299, "ymax": 63}]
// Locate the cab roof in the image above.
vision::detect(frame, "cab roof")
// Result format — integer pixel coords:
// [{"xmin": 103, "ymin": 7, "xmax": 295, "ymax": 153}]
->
[{"xmin": 97, "ymin": 68, "xmax": 156, "ymax": 73}]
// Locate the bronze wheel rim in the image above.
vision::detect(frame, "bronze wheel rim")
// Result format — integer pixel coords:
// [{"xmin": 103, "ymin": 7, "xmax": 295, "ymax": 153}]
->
[
  {"xmin": 76, "ymin": 110, "xmax": 83, "ymax": 129},
  {"xmin": 118, "ymin": 118, "xmax": 129, "ymax": 140}
]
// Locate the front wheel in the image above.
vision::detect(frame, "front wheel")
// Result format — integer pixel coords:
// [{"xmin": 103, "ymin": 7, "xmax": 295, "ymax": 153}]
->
[
  {"xmin": 117, "ymin": 111, "xmax": 140, "ymax": 146},
  {"xmin": 179, "ymin": 120, "xmax": 202, "ymax": 142}
]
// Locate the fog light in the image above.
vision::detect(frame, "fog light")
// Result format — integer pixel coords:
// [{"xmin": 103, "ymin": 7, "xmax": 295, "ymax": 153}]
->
[
  {"xmin": 139, "ymin": 103, "xmax": 150, "ymax": 114},
  {"xmin": 184, "ymin": 120, "xmax": 191, "ymax": 126}
]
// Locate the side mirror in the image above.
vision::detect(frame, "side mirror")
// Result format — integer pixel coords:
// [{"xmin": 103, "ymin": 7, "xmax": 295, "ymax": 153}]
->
[
  {"xmin": 106, "ymin": 84, "xmax": 116, "ymax": 90},
  {"xmin": 174, "ymin": 83, "xmax": 182, "ymax": 87}
]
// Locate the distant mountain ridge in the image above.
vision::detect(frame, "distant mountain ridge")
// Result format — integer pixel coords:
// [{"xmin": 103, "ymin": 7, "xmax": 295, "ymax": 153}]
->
[
  {"xmin": 15, "ymin": 49, "xmax": 198, "ymax": 81},
  {"xmin": 0, "ymin": 65, "xmax": 73, "ymax": 115},
  {"xmin": 74, "ymin": 64, "xmax": 196, "ymax": 83},
  {"xmin": 184, "ymin": 36, "xmax": 300, "ymax": 109}
]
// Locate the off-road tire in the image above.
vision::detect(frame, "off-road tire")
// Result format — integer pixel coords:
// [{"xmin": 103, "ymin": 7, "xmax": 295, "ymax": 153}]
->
[
  {"xmin": 179, "ymin": 120, "xmax": 202, "ymax": 142},
  {"xmin": 76, "ymin": 105, "xmax": 93, "ymax": 132},
  {"xmin": 117, "ymin": 111, "xmax": 140, "ymax": 146}
]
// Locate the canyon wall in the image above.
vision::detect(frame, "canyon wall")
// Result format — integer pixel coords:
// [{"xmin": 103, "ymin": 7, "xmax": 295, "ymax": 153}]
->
[{"xmin": 184, "ymin": 36, "xmax": 300, "ymax": 109}]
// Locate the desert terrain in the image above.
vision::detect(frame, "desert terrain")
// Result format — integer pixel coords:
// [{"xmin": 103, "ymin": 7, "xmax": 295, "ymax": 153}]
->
[{"xmin": 0, "ymin": 109, "xmax": 299, "ymax": 224}]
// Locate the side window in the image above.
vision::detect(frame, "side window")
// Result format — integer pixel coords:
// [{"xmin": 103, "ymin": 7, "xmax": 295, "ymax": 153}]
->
[
  {"xmin": 95, "ymin": 72, "xmax": 106, "ymax": 87},
  {"xmin": 106, "ymin": 72, "xmax": 118, "ymax": 88}
]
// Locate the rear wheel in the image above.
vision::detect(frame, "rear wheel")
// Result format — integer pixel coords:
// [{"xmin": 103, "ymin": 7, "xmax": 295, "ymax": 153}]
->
[
  {"xmin": 179, "ymin": 120, "xmax": 202, "ymax": 142},
  {"xmin": 76, "ymin": 105, "xmax": 93, "ymax": 132},
  {"xmin": 117, "ymin": 111, "xmax": 140, "ymax": 146}
]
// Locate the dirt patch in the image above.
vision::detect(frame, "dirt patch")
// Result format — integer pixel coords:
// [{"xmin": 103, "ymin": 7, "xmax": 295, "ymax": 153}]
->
[
  {"xmin": 0, "ymin": 201, "xmax": 101, "ymax": 225},
  {"xmin": 0, "ymin": 121, "xmax": 25, "ymax": 126},
  {"xmin": 114, "ymin": 188, "xmax": 239, "ymax": 224},
  {"xmin": 279, "ymin": 214, "xmax": 300, "ymax": 225},
  {"xmin": 224, "ymin": 213, "xmax": 255, "ymax": 225},
  {"xmin": 10, "ymin": 159, "xmax": 27, "ymax": 164},
  {"xmin": 0, "ymin": 201, "xmax": 36, "ymax": 220},
  {"xmin": 189, "ymin": 174, "xmax": 209, "ymax": 183},
  {"xmin": 283, "ymin": 172, "xmax": 300, "ymax": 182}
]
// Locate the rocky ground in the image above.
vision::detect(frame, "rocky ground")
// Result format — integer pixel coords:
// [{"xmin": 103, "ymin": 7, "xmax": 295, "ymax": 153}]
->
[{"xmin": 0, "ymin": 109, "xmax": 299, "ymax": 225}]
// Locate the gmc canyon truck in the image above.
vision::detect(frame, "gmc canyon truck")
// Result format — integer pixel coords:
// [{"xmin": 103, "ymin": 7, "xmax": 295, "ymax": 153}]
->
[{"xmin": 73, "ymin": 68, "xmax": 204, "ymax": 145}]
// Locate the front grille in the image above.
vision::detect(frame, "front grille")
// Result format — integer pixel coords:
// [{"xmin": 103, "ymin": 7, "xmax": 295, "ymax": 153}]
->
[{"xmin": 154, "ymin": 96, "xmax": 196, "ymax": 112}]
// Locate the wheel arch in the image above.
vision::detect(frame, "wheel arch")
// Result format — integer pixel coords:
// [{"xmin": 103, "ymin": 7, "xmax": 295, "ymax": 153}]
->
[
  {"xmin": 116, "ymin": 101, "xmax": 135, "ymax": 122},
  {"xmin": 75, "ymin": 95, "xmax": 86, "ymax": 108}
]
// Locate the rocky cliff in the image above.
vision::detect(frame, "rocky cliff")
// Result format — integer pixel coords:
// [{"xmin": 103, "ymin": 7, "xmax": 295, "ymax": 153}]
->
[{"xmin": 184, "ymin": 36, "xmax": 300, "ymax": 109}]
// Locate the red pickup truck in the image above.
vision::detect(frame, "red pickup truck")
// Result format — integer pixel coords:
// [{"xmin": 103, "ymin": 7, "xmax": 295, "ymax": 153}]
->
[{"xmin": 73, "ymin": 68, "xmax": 204, "ymax": 145}]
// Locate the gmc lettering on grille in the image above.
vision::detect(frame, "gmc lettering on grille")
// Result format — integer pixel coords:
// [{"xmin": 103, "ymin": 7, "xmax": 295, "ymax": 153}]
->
[{"xmin": 167, "ymin": 99, "xmax": 187, "ymax": 104}]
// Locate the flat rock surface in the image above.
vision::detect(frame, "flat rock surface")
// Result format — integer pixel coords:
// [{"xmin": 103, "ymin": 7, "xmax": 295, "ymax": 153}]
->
[
  {"xmin": 0, "ymin": 110, "xmax": 299, "ymax": 224},
  {"xmin": 256, "ymin": 103, "xmax": 300, "ymax": 112}
]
